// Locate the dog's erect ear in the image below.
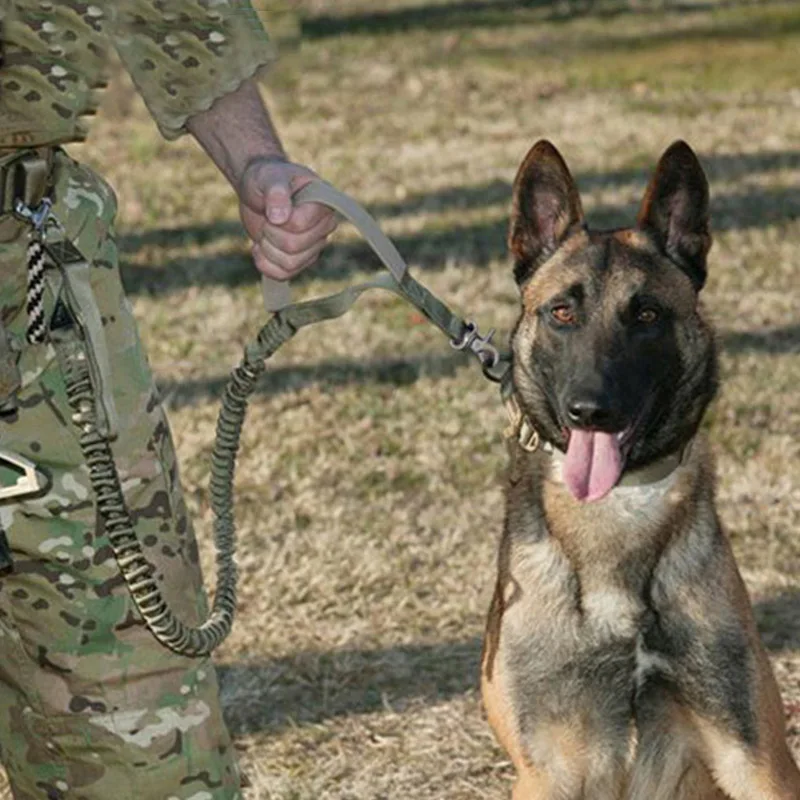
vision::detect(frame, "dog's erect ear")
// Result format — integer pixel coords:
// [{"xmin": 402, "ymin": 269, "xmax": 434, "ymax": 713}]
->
[
  {"xmin": 637, "ymin": 140, "xmax": 711, "ymax": 291},
  {"xmin": 509, "ymin": 140, "xmax": 585, "ymax": 285}
]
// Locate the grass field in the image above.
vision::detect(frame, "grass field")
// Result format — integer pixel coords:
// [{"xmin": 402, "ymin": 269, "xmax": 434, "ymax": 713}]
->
[{"xmin": 4, "ymin": 1, "xmax": 800, "ymax": 797}]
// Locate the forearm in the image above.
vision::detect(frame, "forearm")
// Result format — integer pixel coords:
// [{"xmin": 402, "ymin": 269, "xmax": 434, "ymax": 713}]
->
[
  {"xmin": 187, "ymin": 76, "xmax": 338, "ymax": 280},
  {"xmin": 186, "ymin": 79, "xmax": 286, "ymax": 190}
]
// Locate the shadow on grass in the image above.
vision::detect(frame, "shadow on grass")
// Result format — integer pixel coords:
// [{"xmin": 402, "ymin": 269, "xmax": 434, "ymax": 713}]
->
[
  {"xmin": 156, "ymin": 323, "xmax": 798, "ymax": 410},
  {"xmin": 300, "ymin": 0, "xmax": 786, "ymax": 40},
  {"xmin": 302, "ymin": 0, "xmax": 574, "ymax": 39},
  {"xmin": 581, "ymin": 5, "xmax": 800, "ymax": 54},
  {"xmin": 721, "ymin": 324, "xmax": 800, "ymax": 356},
  {"xmin": 369, "ymin": 149, "xmax": 800, "ymax": 218},
  {"xmin": 117, "ymin": 149, "xmax": 800, "ymax": 257},
  {"xmin": 754, "ymin": 590, "xmax": 800, "ymax": 653},
  {"xmin": 159, "ymin": 351, "xmax": 472, "ymax": 411},
  {"xmin": 120, "ymin": 181, "xmax": 800, "ymax": 296},
  {"xmin": 218, "ymin": 637, "xmax": 482, "ymax": 735},
  {"xmin": 218, "ymin": 592, "xmax": 797, "ymax": 735}
]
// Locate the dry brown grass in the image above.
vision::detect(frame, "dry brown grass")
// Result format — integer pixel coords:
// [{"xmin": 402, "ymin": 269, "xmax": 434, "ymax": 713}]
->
[{"xmin": 3, "ymin": 1, "xmax": 799, "ymax": 797}]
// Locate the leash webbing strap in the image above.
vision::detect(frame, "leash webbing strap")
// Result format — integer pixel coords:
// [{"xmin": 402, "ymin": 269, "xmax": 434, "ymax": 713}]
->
[
  {"xmin": 267, "ymin": 180, "xmax": 509, "ymax": 382},
  {"xmin": 292, "ymin": 181, "xmax": 409, "ymax": 283},
  {"xmin": 267, "ymin": 272, "xmax": 461, "ymax": 342}
]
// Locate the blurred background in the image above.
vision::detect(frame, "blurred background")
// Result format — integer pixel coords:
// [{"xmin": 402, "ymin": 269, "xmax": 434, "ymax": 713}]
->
[{"xmin": 8, "ymin": 2, "xmax": 800, "ymax": 797}]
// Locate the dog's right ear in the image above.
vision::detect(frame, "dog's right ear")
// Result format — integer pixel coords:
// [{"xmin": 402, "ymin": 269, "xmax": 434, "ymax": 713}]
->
[{"xmin": 508, "ymin": 140, "xmax": 585, "ymax": 285}]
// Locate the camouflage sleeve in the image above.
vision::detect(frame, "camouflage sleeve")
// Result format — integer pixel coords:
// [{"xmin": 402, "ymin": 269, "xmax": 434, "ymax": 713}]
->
[{"xmin": 108, "ymin": 1, "xmax": 276, "ymax": 141}]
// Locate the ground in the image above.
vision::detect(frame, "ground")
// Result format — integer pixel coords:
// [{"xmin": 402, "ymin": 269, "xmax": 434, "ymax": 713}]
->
[{"xmin": 3, "ymin": 1, "xmax": 799, "ymax": 797}]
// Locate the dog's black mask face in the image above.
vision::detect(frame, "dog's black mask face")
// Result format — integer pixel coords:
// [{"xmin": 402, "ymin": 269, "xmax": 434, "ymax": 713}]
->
[{"xmin": 508, "ymin": 140, "xmax": 718, "ymax": 501}]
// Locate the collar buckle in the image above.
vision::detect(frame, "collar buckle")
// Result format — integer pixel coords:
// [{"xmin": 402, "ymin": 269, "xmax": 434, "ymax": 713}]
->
[{"xmin": 503, "ymin": 393, "xmax": 541, "ymax": 453}]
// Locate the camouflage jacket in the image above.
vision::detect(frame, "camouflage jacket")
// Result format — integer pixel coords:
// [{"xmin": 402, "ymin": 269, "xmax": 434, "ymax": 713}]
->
[{"xmin": 0, "ymin": 1, "xmax": 275, "ymax": 149}]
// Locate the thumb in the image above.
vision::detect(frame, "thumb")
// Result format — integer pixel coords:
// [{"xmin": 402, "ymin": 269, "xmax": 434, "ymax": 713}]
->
[{"xmin": 265, "ymin": 180, "xmax": 293, "ymax": 225}]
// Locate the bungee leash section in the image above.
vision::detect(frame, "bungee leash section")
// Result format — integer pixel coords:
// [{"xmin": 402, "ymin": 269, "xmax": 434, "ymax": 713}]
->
[{"xmin": 16, "ymin": 179, "xmax": 512, "ymax": 657}]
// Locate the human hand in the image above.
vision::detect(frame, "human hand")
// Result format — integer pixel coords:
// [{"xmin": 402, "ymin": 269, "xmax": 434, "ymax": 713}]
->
[{"xmin": 239, "ymin": 157, "xmax": 338, "ymax": 280}]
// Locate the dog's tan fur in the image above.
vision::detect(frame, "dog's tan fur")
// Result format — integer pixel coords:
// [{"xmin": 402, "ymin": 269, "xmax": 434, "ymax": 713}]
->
[{"xmin": 482, "ymin": 141, "xmax": 800, "ymax": 800}]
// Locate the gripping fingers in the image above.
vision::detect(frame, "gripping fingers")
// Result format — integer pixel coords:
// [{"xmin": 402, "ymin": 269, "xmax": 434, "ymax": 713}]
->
[
  {"xmin": 252, "ymin": 238, "xmax": 328, "ymax": 280},
  {"xmin": 277, "ymin": 199, "xmax": 335, "ymax": 233},
  {"xmin": 261, "ymin": 213, "xmax": 338, "ymax": 256}
]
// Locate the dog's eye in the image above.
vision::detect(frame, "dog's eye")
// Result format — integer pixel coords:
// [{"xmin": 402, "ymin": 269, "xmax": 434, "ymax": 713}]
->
[
  {"xmin": 636, "ymin": 308, "xmax": 659, "ymax": 325},
  {"xmin": 551, "ymin": 305, "xmax": 576, "ymax": 325}
]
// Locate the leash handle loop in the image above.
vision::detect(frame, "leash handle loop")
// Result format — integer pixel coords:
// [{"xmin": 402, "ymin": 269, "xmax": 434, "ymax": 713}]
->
[
  {"xmin": 292, "ymin": 180, "xmax": 408, "ymax": 283},
  {"xmin": 260, "ymin": 180, "xmax": 408, "ymax": 314}
]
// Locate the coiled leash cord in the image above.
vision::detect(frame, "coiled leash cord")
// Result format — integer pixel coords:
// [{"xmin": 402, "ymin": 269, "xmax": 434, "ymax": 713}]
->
[
  {"xmin": 62, "ymin": 309, "xmax": 283, "ymax": 656},
  {"xmin": 27, "ymin": 180, "xmax": 510, "ymax": 657}
]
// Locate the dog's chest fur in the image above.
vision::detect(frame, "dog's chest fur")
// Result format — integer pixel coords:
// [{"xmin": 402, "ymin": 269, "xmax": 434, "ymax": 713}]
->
[{"xmin": 499, "ymin": 454, "xmax": 695, "ymax": 715}]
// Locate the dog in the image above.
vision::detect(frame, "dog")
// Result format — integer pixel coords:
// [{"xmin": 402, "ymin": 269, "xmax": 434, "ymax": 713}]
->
[{"xmin": 481, "ymin": 140, "xmax": 800, "ymax": 799}]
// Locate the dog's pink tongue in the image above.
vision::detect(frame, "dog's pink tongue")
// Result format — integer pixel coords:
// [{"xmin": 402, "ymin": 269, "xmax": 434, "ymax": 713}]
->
[{"xmin": 563, "ymin": 430, "xmax": 623, "ymax": 502}]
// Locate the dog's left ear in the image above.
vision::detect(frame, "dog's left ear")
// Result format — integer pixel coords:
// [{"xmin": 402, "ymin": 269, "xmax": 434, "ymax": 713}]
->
[{"xmin": 637, "ymin": 140, "xmax": 711, "ymax": 291}]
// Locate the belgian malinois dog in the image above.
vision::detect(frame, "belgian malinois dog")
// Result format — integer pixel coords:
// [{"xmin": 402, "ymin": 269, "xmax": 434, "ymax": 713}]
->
[{"xmin": 481, "ymin": 140, "xmax": 800, "ymax": 799}]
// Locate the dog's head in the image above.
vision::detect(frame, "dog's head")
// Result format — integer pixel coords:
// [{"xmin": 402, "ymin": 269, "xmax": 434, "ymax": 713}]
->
[{"xmin": 509, "ymin": 140, "xmax": 718, "ymax": 502}]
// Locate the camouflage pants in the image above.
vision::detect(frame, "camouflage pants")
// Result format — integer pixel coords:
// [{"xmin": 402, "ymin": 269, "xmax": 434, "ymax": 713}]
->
[{"xmin": 0, "ymin": 151, "xmax": 242, "ymax": 798}]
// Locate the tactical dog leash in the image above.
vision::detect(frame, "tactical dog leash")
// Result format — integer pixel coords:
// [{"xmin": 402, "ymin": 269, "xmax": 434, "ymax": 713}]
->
[{"xmin": 13, "ymin": 179, "xmax": 511, "ymax": 656}]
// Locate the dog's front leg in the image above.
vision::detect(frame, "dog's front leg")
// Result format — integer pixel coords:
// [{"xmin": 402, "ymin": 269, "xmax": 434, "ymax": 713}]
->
[
  {"xmin": 482, "ymin": 567, "xmax": 631, "ymax": 800},
  {"xmin": 640, "ymin": 527, "xmax": 800, "ymax": 800},
  {"xmin": 626, "ymin": 683, "xmax": 728, "ymax": 800},
  {"xmin": 499, "ymin": 721, "xmax": 629, "ymax": 800}
]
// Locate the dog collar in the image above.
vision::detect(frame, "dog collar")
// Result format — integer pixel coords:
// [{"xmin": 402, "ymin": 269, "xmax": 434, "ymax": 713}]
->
[{"xmin": 503, "ymin": 393, "xmax": 690, "ymax": 488}]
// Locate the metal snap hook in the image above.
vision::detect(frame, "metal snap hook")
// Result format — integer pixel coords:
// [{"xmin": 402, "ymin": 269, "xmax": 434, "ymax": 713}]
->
[{"xmin": 451, "ymin": 321, "xmax": 501, "ymax": 379}]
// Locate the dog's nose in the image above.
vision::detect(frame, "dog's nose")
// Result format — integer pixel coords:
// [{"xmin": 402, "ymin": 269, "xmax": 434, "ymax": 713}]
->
[{"xmin": 566, "ymin": 396, "xmax": 617, "ymax": 430}]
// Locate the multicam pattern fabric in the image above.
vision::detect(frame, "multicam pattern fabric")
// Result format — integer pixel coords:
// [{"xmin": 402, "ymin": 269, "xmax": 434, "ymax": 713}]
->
[
  {"xmin": 111, "ymin": 1, "xmax": 276, "ymax": 140},
  {"xmin": 0, "ymin": 0, "xmax": 275, "ymax": 147},
  {"xmin": 0, "ymin": 152, "xmax": 243, "ymax": 797}
]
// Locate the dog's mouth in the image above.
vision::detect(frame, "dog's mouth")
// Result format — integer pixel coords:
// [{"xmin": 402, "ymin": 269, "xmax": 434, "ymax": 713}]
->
[{"xmin": 562, "ymin": 425, "xmax": 635, "ymax": 503}]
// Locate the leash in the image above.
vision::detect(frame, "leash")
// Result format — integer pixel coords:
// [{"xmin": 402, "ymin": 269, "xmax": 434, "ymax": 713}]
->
[{"xmin": 12, "ymin": 177, "xmax": 513, "ymax": 657}]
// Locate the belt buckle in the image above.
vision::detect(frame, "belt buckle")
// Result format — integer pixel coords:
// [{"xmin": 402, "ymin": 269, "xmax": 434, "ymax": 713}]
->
[{"xmin": 0, "ymin": 449, "xmax": 43, "ymax": 500}]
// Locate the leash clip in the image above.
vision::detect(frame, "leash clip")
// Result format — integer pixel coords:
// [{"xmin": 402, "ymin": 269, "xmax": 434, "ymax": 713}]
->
[
  {"xmin": 14, "ymin": 197, "xmax": 53, "ymax": 233},
  {"xmin": 450, "ymin": 321, "xmax": 501, "ymax": 379}
]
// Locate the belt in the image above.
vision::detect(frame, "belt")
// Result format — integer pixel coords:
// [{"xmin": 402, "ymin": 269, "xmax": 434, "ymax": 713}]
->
[{"xmin": 0, "ymin": 148, "xmax": 54, "ymax": 242}]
